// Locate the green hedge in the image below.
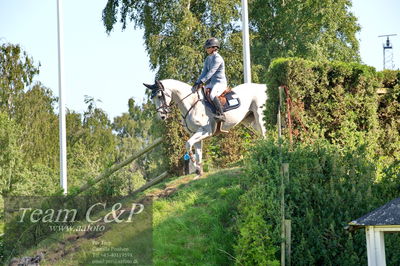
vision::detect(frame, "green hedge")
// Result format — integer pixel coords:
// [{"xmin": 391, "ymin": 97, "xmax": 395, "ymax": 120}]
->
[
  {"xmin": 235, "ymin": 139, "xmax": 400, "ymax": 265},
  {"xmin": 234, "ymin": 59, "xmax": 400, "ymax": 264},
  {"xmin": 265, "ymin": 58, "xmax": 381, "ymax": 159},
  {"xmin": 376, "ymin": 70, "xmax": 400, "ymax": 160}
]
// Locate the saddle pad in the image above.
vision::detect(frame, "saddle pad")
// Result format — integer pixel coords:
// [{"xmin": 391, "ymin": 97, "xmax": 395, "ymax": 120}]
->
[{"xmin": 205, "ymin": 90, "xmax": 241, "ymax": 113}]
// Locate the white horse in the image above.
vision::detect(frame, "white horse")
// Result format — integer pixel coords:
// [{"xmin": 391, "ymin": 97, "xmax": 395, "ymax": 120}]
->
[{"xmin": 144, "ymin": 79, "xmax": 267, "ymax": 176}]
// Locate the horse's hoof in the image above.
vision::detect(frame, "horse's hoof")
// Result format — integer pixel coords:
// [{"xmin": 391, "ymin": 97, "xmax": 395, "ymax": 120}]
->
[{"xmin": 195, "ymin": 168, "xmax": 203, "ymax": 176}]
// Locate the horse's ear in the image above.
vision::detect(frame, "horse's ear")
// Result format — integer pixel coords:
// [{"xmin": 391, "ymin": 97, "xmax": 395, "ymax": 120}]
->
[{"xmin": 143, "ymin": 83, "xmax": 153, "ymax": 89}]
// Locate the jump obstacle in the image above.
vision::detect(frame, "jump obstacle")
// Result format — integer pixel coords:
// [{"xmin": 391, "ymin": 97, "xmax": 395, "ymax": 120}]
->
[{"xmin": 75, "ymin": 137, "xmax": 166, "ymax": 196}]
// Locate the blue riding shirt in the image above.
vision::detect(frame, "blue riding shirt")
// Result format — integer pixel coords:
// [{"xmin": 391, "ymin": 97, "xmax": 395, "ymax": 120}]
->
[{"xmin": 196, "ymin": 51, "xmax": 227, "ymax": 89}]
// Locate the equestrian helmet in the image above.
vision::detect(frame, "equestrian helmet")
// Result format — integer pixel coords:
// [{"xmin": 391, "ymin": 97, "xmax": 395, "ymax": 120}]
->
[{"xmin": 204, "ymin": 37, "xmax": 220, "ymax": 49}]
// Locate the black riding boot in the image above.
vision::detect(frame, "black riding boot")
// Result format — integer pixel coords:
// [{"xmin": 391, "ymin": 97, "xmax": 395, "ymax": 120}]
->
[{"xmin": 212, "ymin": 97, "xmax": 226, "ymax": 122}]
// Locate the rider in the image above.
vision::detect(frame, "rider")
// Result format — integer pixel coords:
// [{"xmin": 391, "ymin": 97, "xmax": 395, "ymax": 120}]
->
[{"xmin": 194, "ymin": 37, "xmax": 227, "ymax": 122}]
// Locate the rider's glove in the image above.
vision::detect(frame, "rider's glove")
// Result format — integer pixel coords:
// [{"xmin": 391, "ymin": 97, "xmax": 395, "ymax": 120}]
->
[{"xmin": 194, "ymin": 81, "xmax": 203, "ymax": 90}]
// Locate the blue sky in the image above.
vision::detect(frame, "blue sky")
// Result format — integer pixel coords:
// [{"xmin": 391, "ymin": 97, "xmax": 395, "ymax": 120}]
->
[
  {"xmin": 352, "ymin": 0, "xmax": 399, "ymax": 70},
  {"xmin": 0, "ymin": 0, "xmax": 399, "ymax": 119},
  {"xmin": 0, "ymin": 0, "xmax": 154, "ymax": 119}
]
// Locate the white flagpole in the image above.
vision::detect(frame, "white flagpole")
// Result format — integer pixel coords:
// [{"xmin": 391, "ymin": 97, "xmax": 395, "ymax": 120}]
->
[
  {"xmin": 241, "ymin": 0, "xmax": 251, "ymax": 83},
  {"xmin": 57, "ymin": 0, "xmax": 67, "ymax": 194}
]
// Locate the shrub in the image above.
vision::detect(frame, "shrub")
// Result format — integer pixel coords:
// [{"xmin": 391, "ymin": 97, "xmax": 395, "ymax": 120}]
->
[
  {"xmin": 265, "ymin": 58, "xmax": 381, "ymax": 161},
  {"xmin": 376, "ymin": 70, "xmax": 400, "ymax": 161},
  {"xmin": 235, "ymin": 138, "xmax": 400, "ymax": 265}
]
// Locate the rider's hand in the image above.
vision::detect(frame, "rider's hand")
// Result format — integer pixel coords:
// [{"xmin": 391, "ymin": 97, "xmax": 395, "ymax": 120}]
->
[{"xmin": 194, "ymin": 82, "xmax": 203, "ymax": 90}]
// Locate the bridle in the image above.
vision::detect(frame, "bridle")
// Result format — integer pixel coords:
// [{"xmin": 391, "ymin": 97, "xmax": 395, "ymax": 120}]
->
[
  {"xmin": 151, "ymin": 81, "xmax": 171, "ymax": 116},
  {"xmin": 150, "ymin": 81, "xmax": 201, "ymax": 133}
]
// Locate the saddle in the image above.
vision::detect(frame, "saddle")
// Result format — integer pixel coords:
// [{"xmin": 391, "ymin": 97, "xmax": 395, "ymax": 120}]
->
[
  {"xmin": 202, "ymin": 86, "xmax": 241, "ymax": 134},
  {"xmin": 202, "ymin": 87, "xmax": 241, "ymax": 113}
]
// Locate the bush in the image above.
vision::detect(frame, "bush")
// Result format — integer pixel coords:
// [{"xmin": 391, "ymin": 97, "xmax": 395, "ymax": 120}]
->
[
  {"xmin": 376, "ymin": 70, "xmax": 400, "ymax": 161},
  {"xmin": 235, "ymin": 138, "xmax": 400, "ymax": 265},
  {"xmin": 265, "ymin": 58, "xmax": 381, "ymax": 161},
  {"xmin": 204, "ymin": 125, "xmax": 256, "ymax": 169},
  {"xmin": 161, "ymin": 104, "xmax": 189, "ymax": 176}
]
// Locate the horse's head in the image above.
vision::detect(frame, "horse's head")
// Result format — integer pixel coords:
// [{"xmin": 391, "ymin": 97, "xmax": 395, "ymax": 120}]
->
[{"xmin": 143, "ymin": 80, "xmax": 172, "ymax": 120}]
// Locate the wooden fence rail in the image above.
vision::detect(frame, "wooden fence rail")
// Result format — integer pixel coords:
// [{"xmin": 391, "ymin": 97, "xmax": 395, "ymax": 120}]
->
[
  {"xmin": 129, "ymin": 171, "xmax": 169, "ymax": 195},
  {"xmin": 74, "ymin": 137, "xmax": 164, "ymax": 196}
]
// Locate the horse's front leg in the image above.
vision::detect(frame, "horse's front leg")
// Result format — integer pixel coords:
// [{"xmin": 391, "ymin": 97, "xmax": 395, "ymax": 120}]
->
[
  {"xmin": 193, "ymin": 141, "xmax": 203, "ymax": 176},
  {"xmin": 185, "ymin": 127, "xmax": 212, "ymax": 178}
]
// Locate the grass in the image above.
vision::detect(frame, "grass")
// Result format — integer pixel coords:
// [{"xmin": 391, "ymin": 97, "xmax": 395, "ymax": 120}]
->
[
  {"xmin": 3, "ymin": 168, "xmax": 245, "ymax": 265},
  {"xmin": 152, "ymin": 168, "xmax": 244, "ymax": 265}
]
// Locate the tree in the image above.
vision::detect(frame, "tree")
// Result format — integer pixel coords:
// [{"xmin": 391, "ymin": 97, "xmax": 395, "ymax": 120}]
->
[
  {"xmin": 102, "ymin": 0, "xmax": 360, "ymax": 83},
  {"xmin": 14, "ymin": 83, "xmax": 59, "ymax": 168},
  {"xmin": 63, "ymin": 97, "xmax": 124, "ymax": 197},
  {"xmin": 102, "ymin": 0, "xmax": 245, "ymax": 85},
  {"xmin": 0, "ymin": 43, "xmax": 39, "ymax": 117},
  {"xmin": 113, "ymin": 98, "xmax": 166, "ymax": 180},
  {"xmin": 68, "ymin": 97, "xmax": 117, "ymax": 182},
  {"xmin": 0, "ymin": 43, "xmax": 60, "ymax": 169},
  {"xmin": 101, "ymin": 0, "xmax": 361, "ymax": 173},
  {"xmin": 0, "ymin": 43, "xmax": 60, "ymax": 196},
  {"xmin": 250, "ymin": 0, "xmax": 361, "ymax": 70},
  {"xmin": 0, "ymin": 112, "xmax": 24, "ymax": 196}
]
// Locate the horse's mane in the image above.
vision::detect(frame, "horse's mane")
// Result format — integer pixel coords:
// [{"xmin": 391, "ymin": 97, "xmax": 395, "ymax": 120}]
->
[{"xmin": 161, "ymin": 79, "xmax": 191, "ymax": 89}]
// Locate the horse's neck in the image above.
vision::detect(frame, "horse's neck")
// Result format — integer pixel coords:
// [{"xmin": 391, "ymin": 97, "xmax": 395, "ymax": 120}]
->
[
  {"xmin": 165, "ymin": 80, "xmax": 200, "ymax": 115},
  {"xmin": 172, "ymin": 88, "xmax": 198, "ymax": 115}
]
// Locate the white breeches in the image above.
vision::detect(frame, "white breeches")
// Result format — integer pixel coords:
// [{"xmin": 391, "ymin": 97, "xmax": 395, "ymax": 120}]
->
[{"xmin": 209, "ymin": 83, "xmax": 227, "ymax": 100}]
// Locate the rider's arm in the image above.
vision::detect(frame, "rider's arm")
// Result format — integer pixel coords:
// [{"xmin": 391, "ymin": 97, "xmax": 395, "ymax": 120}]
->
[
  {"xmin": 196, "ymin": 60, "xmax": 208, "ymax": 85},
  {"xmin": 199, "ymin": 55, "xmax": 223, "ymax": 84}
]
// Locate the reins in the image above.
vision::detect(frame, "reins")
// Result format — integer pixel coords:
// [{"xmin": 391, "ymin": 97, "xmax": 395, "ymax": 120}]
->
[
  {"xmin": 181, "ymin": 90, "xmax": 201, "ymax": 133},
  {"xmin": 153, "ymin": 82, "xmax": 202, "ymax": 133}
]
